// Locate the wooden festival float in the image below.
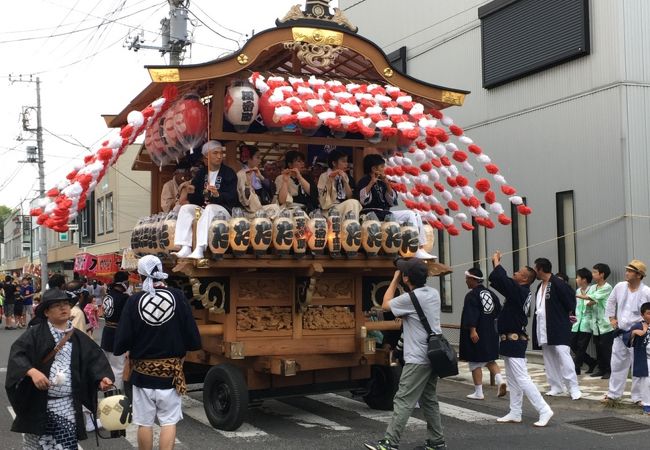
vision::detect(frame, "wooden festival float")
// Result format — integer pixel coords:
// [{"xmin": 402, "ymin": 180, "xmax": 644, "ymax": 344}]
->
[{"xmin": 31, "ymin": 1, "xmax": 531, "ymax": 431}]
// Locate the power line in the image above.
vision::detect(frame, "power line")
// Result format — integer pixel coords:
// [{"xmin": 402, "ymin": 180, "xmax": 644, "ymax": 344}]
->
[
  {"xmin": 187, "ymin": 9, "xmax": 241, "ymax": 48},
  {"xmin": 191, "ymin": 1, "xmax": 244, "ymax": 37}
]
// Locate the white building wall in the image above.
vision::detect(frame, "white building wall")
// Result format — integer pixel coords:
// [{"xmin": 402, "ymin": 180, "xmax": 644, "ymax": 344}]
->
[{"xmin": 341, "ymin": 0, "xmax": 650, "ymax": 324}]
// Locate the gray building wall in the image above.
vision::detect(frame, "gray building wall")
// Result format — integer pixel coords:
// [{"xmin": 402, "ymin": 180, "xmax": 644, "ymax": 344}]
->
[{"xmin": 341, "ymin": 0, "xmax": 650, "ymax": 324}]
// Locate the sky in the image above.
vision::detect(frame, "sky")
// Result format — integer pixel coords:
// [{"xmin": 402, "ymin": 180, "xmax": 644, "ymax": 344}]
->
[{"xmin": 0, "ymin": 0, "xmax": 340, "ymax": 213}]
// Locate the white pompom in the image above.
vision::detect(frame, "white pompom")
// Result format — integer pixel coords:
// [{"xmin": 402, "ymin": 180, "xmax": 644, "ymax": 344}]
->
[
  {"xmin": 441, "ymin": 116, "xmax": 454, "ymax": 127},
  {"xmin": 462, "ymin": 161, "xmax": 474, "ymax": 172},
  {"xmin": 439, "ymin": 167, "xmax": 451, "ymax": 178},
  {"xmin": 433, "ymin": 144, "xmax": 446, "ymax": 157},
  {"xmin": 493, "ymin": 174, "xmax": 507, "ymax": 185},
  {"xmin": 387, "ymin": 157, "xmax": 396, "ymax": 167},
  {"xmin": 441, "ymin": 215, "xmax": 454, "ymax": 226},
  {"xmin": 441, "ymin": 190, "xmax": 452, "ymax": 202},
  {"xmin": 406, "ymin": 192, "xmax": 415, "ymax": 201},
  {"xmin": 445, "ymin": 143, "xmax": 458, "ymax": 152},
  {"xmin": 449, "ymin": 165, "xmax": 459, "ymax": 176},
  {"xmin": 455, "ymin": 213, "xmax": 468, "ymax": 222},
  {"xmin": 427, "ymin": 170, "xmax": 440, "ymax": 182},
  {"xmin": 477, "ymin": 154, "xmax": 491, "ymax": 164},
  {"xmin": 459, "ymin": 136, "xmax": 474, "ymax": 145},
  {"xmin": 57, "ymin": 180, "xmax": 70, "ymax": 191},
  {"xmin": 45, "ymin": 202, "xmax": 56, "ymax": 214},
  {"xmin": 413, "ymin": 149, "xmax": 426, "ymax": 163},
  {"xmin": 108, "ymin": 135, "xmax": 122, "ymax": 149},
  {"xmin": 427, "ymin": 195, "xmax": 440, "ymax": 204},
  {"xmin": 477, "ymin": 206, "xmax": 490, "ymax": 218},
  {"xmin": 462, "ymin": 186, "xmax": 475, "ymax": 197},
  {"xmin": 509, "ymin": 195, "xmax": 524, "ymax": 205},
  {"xmin": 424, "ymin": 149, "xmax": 435, "ymax": 159},
  {"xmin": 417, "ymin": 174, "xmax": 429, "ymax": 185},
  {"xmin": 489, "ymin": 202, "xmax": 505, "ymax": 215},
  {"xmin": 453, "ymin": 187, "xmax": 464, "ymax": 197},
  {"xmin": 397, "ymin": 192, "xmax": 407, "ymax": 201},
  {"xmin": 468, "ymin": 206, "xmax": 477, "ymax": 216},
  {"xmin": 38, "ymin": 198, "xmax": 50, "ymax": 208},
  {"xmin": 127, "ymin": 111, "xmax": 145, "ymax": 128},
  {"xmin": 152, "ymin": 98, "xmax": 165, "ymax": 109}
]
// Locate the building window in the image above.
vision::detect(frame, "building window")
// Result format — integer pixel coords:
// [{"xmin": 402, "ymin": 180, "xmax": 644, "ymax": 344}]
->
[
  {"xmin": 472, "ymin": 216, "xmax": 488, "ymax": 278},
  {"xmin": 556, "ymin": 191, "xmax": 576, "ymax": 280},
  {"xmin": 97, "ymin": 197, "xmax": 104, "ymax": 235},
  {"xmin": 511, "ymin": 197, "xmax": 528, "ymax": 270},
  {"xmin": 105, "ymin": 193, "xmax": 114, "ymax": 233},
  {"xmin": 479, "ymin": 0, "xmax": 590, "ymax": 88},
  {"xmin": 387, "ymin": 46, "xmax": 407, "ymax": 74},
  {"xmin": 80, "ymin": 192, "xmax": 95, "ymax": 245},
  {"xmin": 438, "ymin": 228, "xmax": 452, "ymax": 312}
]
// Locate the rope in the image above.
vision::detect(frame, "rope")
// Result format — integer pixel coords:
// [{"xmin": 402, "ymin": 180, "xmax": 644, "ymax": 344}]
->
[{"xmin": 448, "ymin": 214, "xmax": 650, "ymax": 270}]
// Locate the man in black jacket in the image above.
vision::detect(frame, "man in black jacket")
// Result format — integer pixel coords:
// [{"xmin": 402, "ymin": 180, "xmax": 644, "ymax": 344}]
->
[
  {"xmin": 6, "ymin": 287, "xmax": 113, "ymax": 448},
  {"xmin": 174, "ymin": 140, "xmax": 239, "ymax": 259},
  {"xmin": 100, "ymin": 271, "xmax": 130, "ymax": 390},
  {"xmin": 489, "ymin": 251, "xmax": 553, "ymax": 427},
  {"xmin": 532, "ymin": 257, "xmax": 581, "ymax": 400}
]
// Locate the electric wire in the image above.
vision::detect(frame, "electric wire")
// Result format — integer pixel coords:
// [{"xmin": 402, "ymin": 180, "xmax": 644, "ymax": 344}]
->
[
  {"xmin": 187, "ymin": 9, "xmax": 241, "ymax": 48},
  {"xmin": 191, "ymin": 1, "xmax": 244, "ymax": 37}
]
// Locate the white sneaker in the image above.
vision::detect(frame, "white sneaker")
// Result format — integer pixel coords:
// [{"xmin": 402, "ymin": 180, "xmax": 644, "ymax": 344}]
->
[
  {"xmin": 414, "ymin": 248, "xmax": 436, "ymax": 260},
  {"xmin": 188, "ymin": 246, "xmax": 205, "ymax": 259},
  {"xmin": 466, "ymin": 392, "xmax": 485, "ymax": 400},
  {"xmin": 497, "ymin": 412, "xmax": 522, "ymax": 423},
  {"xmin": 570, "ymin": 390, "xmax": 582, "ymax": 400},
  {"xmin": 534, "ymin": 408, "xmax": 554, "ymax": 427},
  {"xmin": 497, "ymin": 383, "xmax": 507, "ymax": 398},
  {"xmin": 544, "ymin": 389, "xmax": 564, "ymax": 397},
  {"xmin": 174, "ymin": 245, "xmax": 192, "ymax": 258}
]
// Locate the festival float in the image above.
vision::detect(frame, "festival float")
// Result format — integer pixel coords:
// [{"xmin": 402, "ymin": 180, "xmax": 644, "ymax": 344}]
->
[{"xmin": 31, "ymin": 1, "xmax": 531, "ymax": 431}]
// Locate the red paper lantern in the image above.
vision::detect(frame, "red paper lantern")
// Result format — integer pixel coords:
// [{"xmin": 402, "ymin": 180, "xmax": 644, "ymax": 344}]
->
[{"xmin": 173, "ymin": 93, "xmax": 208, "ymax": 151}]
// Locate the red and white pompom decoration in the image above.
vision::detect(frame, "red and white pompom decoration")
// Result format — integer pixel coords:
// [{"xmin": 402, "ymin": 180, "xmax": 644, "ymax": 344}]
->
[{"xmin": 31, "ymin": 85, "xmax": 179, "ymax": 232}]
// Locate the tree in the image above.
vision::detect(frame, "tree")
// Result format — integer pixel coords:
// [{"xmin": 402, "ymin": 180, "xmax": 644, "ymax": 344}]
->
[{"xmin": 0, "ymin": 205, "xmax": 15, "ymax": 226}]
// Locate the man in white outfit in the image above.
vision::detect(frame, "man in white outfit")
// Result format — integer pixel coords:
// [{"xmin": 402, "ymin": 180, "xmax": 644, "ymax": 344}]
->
[
  {"xmin": 532, "ymin": 258, "xmax": 581, "ymax": 400},
  {"xmin": 174, "ymin": 140, "xmax": 239, "ymax": 259},
  {"xmin": 604, "ymin": 259, "xmax": 650, "ymax": 404}
]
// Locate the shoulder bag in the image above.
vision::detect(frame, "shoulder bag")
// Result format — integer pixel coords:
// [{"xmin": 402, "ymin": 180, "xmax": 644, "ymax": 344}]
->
[{"xmin": 408, "ymin": 291, "xmax": 459, "ymax": 378}]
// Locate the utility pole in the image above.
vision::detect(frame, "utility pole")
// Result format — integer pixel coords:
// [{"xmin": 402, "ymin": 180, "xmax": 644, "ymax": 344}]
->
[
  {"xmin": 11, "ymin": 74, "xmax": 48, "ymax": 293},
  {"xmin": 125, "ymin": 0, "xmax": 191, "ymax": 66}
]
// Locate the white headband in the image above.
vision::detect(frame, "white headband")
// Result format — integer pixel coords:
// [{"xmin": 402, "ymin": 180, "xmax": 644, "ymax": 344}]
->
[
  {"xmin": 137, "ymin": 255, "xmax": 169, "ymax": 295},
  {"xmin": 464, "ymin": 270, "xmax": 483, "ymax": 280}
]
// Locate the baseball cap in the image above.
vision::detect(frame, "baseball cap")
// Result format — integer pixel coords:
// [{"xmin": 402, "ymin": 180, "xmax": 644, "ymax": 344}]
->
[
  {"xmin": 625, "ymin": 259, "xmax": 647, "ymax": 277},
  {"xmin": 396, "ymin": 258, "xmax": 429, "ymax": 287}
]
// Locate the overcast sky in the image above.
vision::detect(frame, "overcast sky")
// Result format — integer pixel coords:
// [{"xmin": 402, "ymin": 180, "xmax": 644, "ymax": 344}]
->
[{"xmin": 0, "ymin": 0, "xmax": 340, "ymax": 212}]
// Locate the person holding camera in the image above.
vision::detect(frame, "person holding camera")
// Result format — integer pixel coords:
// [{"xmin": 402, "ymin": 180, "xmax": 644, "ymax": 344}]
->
[{"xmin": 364, "ymin": 258, "xmax": 446, "ymax": 450}]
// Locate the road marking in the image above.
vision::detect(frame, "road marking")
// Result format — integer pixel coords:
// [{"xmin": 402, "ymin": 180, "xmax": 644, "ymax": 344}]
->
[
  {"xmin": 308, "ymin": 394, "xmax": 425, "ymax": 428},
  {"xmin": 0, "ymin": 368, "xmax": 7, "ymax": 372},
  {"xmin": 7, "ymin": 407, "xmax": 85, "ymax": 449},
  {"xmin": 309, "ymin": 393, "xmax": 498, "ymax": 425},
  {"xmin": 182, "ymin": 396, "xmax": 268, "ymax": 439},
  {"xmin": 263, "ymin": 398, "xmax": 351, "ymax": 431},
  {"xmin": 125, "ymin": 424, "xmax": 182, "ymax": 448}
]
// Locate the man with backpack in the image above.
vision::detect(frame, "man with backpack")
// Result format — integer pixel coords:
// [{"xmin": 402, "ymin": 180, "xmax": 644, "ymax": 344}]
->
[{"xmin": 364, "ymin": 258, "xmax": 446, "ymax": 450}]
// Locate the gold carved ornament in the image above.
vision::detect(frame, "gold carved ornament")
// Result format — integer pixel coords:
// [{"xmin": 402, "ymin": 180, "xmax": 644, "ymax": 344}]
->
[
  {"xmin": 441, "ymin": 90, "xmax": 465, "ymax": 106},
  {"xmin": 148, "ymin": 68, "xmax": 180, "ymax": 83},
  {"xmin": 284, "ymin": 27, "xmax": 345, "ymax": 69}
]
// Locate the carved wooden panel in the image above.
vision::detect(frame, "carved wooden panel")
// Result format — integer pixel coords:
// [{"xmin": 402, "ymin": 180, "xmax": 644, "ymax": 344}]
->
[
  {"xmin": 311, "ymin": 277, "xmax": 353, "ymax": 300},
  {"xmin": 236, "ymin": 306, "xmax": 292, "ymax": 332},
  {"xmin": 238, "ymin": 278, "xmax": 287, "ymax": 300},
  {"xmin": 303, "ymin": 306, "xmax": 355, "ymax": 330}
]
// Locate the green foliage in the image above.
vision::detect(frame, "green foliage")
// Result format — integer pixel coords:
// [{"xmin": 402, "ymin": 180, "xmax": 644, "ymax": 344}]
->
[{"xmin": 0, "ymin": 205, "xmax": 15, "ymax": 225}]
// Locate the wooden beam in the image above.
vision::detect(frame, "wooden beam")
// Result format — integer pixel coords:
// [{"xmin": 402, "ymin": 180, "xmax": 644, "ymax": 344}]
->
[
  {"xmin": 213, "ymin": 131, "xmax": 398, "ymax": 149},
  {"xmin": 210, "ymin": 78, "xmax": 226, "ymax": 140}
]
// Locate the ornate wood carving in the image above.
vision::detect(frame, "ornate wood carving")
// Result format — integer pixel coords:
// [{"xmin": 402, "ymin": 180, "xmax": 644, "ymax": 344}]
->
[
  {"xmin": 303, "ymin": 306, "xmax": 355, "ymax": 329},
  {"xmin": 311, "ymin": 277, "xmax": 353, "ymax": 299},
  {"xmin": 236, "ymin": 306, "xmax": 292, "ymax": 331},
  {"xmin": 239, "ymin": 279, "xmax": 287, "ymax": 300},
  {"xmin": 190, "ymin": 277, "xmax": 230, "ymax": 313}
]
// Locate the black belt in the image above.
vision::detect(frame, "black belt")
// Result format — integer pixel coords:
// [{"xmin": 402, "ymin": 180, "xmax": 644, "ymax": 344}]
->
[
  {"xmin": 104, "ymin": 321, "xmax": 118, "ymax": 328},
  {"xmin": 500, "ymin": 333, "xmax": 528, "ymax": 342}
]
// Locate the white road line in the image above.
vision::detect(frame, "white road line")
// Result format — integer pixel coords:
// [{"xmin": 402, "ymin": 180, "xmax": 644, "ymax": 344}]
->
[
  {"xmin": 308, "ymin": 393, "xmax": 426, "ymax": 428},
  {"xmin": 182, "ymin": 396, "xmax": 269, "ymax": 439},
  {"xmin": 263, "ymin": 398, "xmax": 351, "ymax": 431},
  {"xmin": 309, "ymin": 393, "xmax": 498, "ymax": 425},
  {"xmin": 0, "ymin": 367, "xmax": 7, "ymax": 372},
  {"xmin": 7, "ymin": 406, "xmax": 85, "ymax": 449}
]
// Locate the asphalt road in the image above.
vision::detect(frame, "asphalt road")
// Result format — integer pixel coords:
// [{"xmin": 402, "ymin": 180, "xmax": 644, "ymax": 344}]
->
[{"xmin": 0, "ymin": 322, "xmax": 648, "ymax": 450}]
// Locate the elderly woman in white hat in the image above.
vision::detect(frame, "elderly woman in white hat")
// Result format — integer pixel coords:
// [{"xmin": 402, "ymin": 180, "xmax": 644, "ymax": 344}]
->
[
  {"xmin": 174, "ymin": 140, "xmax": 240, "ymax": 259},
  {"xmin": 6, "ymin": 287, "xmax": 113, "ymax": 449}
]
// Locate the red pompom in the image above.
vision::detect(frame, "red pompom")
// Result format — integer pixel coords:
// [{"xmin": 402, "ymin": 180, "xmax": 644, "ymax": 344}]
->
[
  {"xmin": 405, "ymin": 166, "xmax": 420, "ymax": 176},
  {"xmin": 460, "ymin": 197, "xmax": 471, "ymax": 207},
  {"xmin": 447, "ymin": 201, "xmax": 459, "ymax": 211},
  {"xmin": 484, "ymin": 191, "xmax": 496, "ymax": 204},
  {"xmin": 66, "ymin": 170, "xmax": 78, "ymax": 181},
  {"xmin": 452, "ymin": 150, "xmax": 468, "ymax": 163},
  {"xmin": 420, "ymin": 162, "xmax": 433, "ymax": 172},
  {"xmin": 37, "ymin": 214, "xmax": 48, "ymax": 225},
  {"xmin": 501, "ymin": 185, "xmax": 517, "ymax": 196},
  {"xmin": 434, "ymin": 182, "xmax": 445, "ymax": 192},
  {"xmin": 446, "ymin": 177, "xmax": 458, "ymax": 187},
  {"xmin": 475, "ymin": 178, "xmax": 491, "ymax": 193},
  {"xmin": 456, "ymin": 175, "xmax": 469, "ymax": 187},
  {"xmin": 416, "ymin": 140, "xmax": 427, "ymax": 150},
  {"xmin": 475, "ymin": 217, "xmax": 488, "ymax": 227},
  {"xmin": 47, "ymin": 188, "xmax": 59, "ymax": 198},
  {"xmin": 484, "ymin": 218, "xmax": 496, "ymax": 229},
  {"xmin": 440, "ymin": 156, "xmax": 452, "ymax": 167},
  {"xmin": 433, "ymin": 204, "xmax": 446, "ymax": 216},
  {"xmin": 462, "ymin": 222, "xmax": 475, "ymax": 231},
  {"xmin": 446, "ymin": 225, "xmax": 460, "ymax": 236},
  {"xmin": 30, "ymin": 208, "xmax": 43, "ymax": 216},
  {"xmin": 410, "ymin": 187, "xmax": 421, "ymax": 197},
  {"xmin": 498, "ymin": 214, "xmax": 512, "ymax": 226},
  {"xmin": 430, "ymin": 158, "xmax": 442, "ymax": 168},
  {"xmin": 384, "ymin": 167, "xmax": 394, "ymax": 176},
  {"xmin": 419, "ymin": 202, "xmax": 431, "ymax": 212},
  {"xmin": 98, "ymin": 147, "xmax": 114, "ymax": 161},
  {"xmin": 418, "ymin": 184, "xmax": 433, "ymax": 196},
  {"xmin": 404, "ymin": 200, "xmax": 417, "ymax": 209},
  {"xmin": 469, "ymin": 196, "xmax": 481, "ymax": 208},
  {"xmin": 429, "ymin": 219, "xmax": 445, "ymax": 230},
  {"xmin": 468, "ymin": 144, "xmax": 482, "ymax": 155},
  {"xmin": 485, "ymin": 164, "xmax": 499, "ymax": 174},
  {"xmin": 162, "ymin": 84, "xmax": 179, "ymax": 102},
  {"xmin": 425, "ymin": 136, "xmax": 438, "ymax": 146},
  {"xmin": 517, "ymin": 205, "xmax": 533, "ymax": 215},
  {"xmin": 83, "ymin": 155, "xmax": 94, "ymax": 164},
  {"xmin": 429, "ymin": 109, "xmax": 443, "ymax": 120},
  {"xmin": 449, "ymin": 124, "xmax": 464, "ymax": 136}
]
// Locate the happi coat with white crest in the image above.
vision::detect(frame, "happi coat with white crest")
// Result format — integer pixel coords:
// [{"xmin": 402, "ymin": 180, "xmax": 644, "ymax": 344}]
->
[
  {"xmin": 459, "ymin": 284, "xmax": 502, "ymax": 362},
  {"xmin": 532, "ymin": 275, "xmax": 576, "ymax": 350}
]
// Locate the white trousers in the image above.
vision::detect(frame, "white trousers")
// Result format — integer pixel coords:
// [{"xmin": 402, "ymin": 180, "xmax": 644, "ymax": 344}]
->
[
  {"xmin": 104, "ymin": 350, "xmax": 125, "ymax": 390},
  {"xmin": 325, "ymin": 199, "xmax": 363, "ymax": 220},
  {"xmin": 608, "ymin": 336, "xmax": 643, "ymax": 401},
  {"xmin": 390, "ymin": 209, "xmax": 426, "ymax": 245},
  {"xmin": 541, "ymin": 344, "xmax": 579, "ymax": 393},
  {"xmin": 504, "ymin": 357, "xmax": 549, "ymax": 416},
  {"xmin": 174, "ymin": 204, "xmax": 231, "ymax": 248}
]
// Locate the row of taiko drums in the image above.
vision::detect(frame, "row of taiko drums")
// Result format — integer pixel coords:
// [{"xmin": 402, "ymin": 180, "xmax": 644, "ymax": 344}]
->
[{"xmin": 131, "ymin": 210, "xmax": 436, "ymax": 259}]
